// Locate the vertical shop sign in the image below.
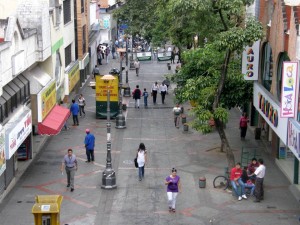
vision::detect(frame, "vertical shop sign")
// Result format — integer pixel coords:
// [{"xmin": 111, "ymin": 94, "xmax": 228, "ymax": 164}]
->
[
  {"xmin": 281, "ymin": 62, "xmax": 298, "ymax": 118},
  {"xmin": 242, "ymin": 41, "xmax": 260, "ymax": 80},
  {"xmin": 287, "ymin": 119, "xmax": 300, "ymax": 160},
  {"xmin": 0, "ymin": 127, "xmax": 5, "ymax": 176}
]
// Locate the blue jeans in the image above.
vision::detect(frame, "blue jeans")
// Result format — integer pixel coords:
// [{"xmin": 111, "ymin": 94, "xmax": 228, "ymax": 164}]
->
[
  {"xmin": 138, "ymin": 166, "xmax": 144, "ymax": 180},
  {"xmin": 244, "ymin": 183, "xmax": 255, "ymax": 195},
  {"xmin": 231, "ymin": 178, "xmax": 245, "ymax": 196},
  {"xmin": 144, "ymin": 97, "xmax": 148, "ymax": 106}
]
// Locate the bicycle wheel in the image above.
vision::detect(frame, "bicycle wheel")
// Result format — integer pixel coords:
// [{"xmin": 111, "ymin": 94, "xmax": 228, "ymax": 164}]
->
[{"xmin": 213, "ymin": 176, "xmax": 229, "ymax": 190}]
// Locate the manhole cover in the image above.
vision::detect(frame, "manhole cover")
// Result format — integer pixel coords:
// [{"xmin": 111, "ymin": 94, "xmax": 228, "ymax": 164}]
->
[{"xmin": 123, "ymin": 160, "xmax": 133, "ymax": 165}]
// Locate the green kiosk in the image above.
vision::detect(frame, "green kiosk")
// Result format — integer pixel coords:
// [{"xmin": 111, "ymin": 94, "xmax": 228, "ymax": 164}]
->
[{"xmin": 95, "ymin": 74, "xmax": 119, "ymax": 119}]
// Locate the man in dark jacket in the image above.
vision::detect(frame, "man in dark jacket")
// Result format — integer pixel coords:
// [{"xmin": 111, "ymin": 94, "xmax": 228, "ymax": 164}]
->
[
  {"xmin": 70, "ymin": 99, "xmax": 79, "ymax": 126},
  {"xmin": 132, "ymin": 85, "xmax": 141, "ymax": 108}
]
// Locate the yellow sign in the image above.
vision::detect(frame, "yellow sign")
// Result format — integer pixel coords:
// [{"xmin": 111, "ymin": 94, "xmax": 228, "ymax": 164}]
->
[
  {"xmin": 95, "ymin": 75, "xmax": 119, "ymax": 102},
  {"xmin": 68, "ymin": 63, "xmax": 80, "ymax": 92},
  {"xmin": 41, "ymin": 81, "xmax": 56, "ymax": 120}
]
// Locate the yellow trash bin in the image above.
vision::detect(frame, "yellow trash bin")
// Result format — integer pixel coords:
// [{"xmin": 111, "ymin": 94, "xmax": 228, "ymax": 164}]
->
[{"xmin": 32, "ymin": 195, "xmax": 63, "ymax": 225}]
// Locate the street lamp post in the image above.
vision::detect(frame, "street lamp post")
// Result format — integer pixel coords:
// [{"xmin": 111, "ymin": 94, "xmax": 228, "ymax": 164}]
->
[
  {"xmin": 115, "ymin": 48, "xmax": 126, "ymax": 129},
  {"xmin": 101, "ymin": 74, "xmax": 117, "ymax": 189}
]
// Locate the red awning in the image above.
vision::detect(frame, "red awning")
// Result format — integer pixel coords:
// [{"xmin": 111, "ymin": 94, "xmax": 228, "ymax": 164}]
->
[{"xmin": 38, "ymin": 105, "xmax": 70, "ymax": 135}]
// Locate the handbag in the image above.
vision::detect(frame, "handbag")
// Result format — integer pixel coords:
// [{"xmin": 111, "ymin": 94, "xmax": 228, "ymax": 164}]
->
[{"xmin": 134, "ymin": 158, "xmax": 138, "ymax": 168}]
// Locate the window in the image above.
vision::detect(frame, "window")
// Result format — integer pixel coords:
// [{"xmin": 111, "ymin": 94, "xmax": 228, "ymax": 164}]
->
[
  {"xmin": 4, "ymin": 86, "xmax": 16, "ymax": 112},
  {"xmin": 260, "ymin": 42, "xmax": 273, "ymax": 91},
  {"xmin": 0, "ymin": 97, "xmax": 7, "ymax": 123},
  {"xmin": 8, "ymin": 82, "xmax": 20, "ymax": 106},
  {"xmin": 63, "ymin": 0, "xmax": 71, "ymax": 24},
  {"xmin": 81, "ymin": 0, "xmax": 84, "ymax": 13},
  {"xmin": 65, "ymin": 44, "xmax": 72, "ymax": 66},
  {"xmin": 276, "ymin": 52, "xmax": 290, "ymax": 100},
  {"xmin": 2, "ymin": 90, "xmax": 12, "ymax": 114},
  {"xmin": 82, "ymin": 25, "xmax": 86, "ymax": 55}
]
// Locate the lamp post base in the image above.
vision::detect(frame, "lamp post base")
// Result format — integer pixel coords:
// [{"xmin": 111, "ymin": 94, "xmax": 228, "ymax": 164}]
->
[
  {"xmin": 123, "ymin": 85, "xmax": 131, "ymax": 97},
  {"xmin": 101, "ymin": 169, "xmax": 117, "ymax": 189},
  {"xmin": 116, "ymin": 113, "xmax": 126, "ymax": 129}
]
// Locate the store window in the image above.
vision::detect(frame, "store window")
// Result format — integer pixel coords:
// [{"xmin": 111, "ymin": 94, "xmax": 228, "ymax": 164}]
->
[
  {"xmin": 65, "ymin": 44, "xmax": 72, "ymax": 66},
  {"xmin": 261, "ymin": 42, "xmax": 273, "ymax": 91},
  {"xmin": 82, "ymin": 25, "xmax": 86, "ymax": 55},
  {"xmin": 276, "ymin": 52, "xmax": 290, "ymax": 100},
  {"xmin": 81, "ymin": 0, "xmax": 84, "ymax": 13},
  {"xmin": 63, "ymin": 0, "xmax": 71, "ymax": 25}
]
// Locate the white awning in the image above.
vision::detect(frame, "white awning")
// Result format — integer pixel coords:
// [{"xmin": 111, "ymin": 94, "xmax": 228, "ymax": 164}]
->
[
  {"xmin": 23, "ymin": 66, "xmax": 52, "ymax": 94},
  {"xmin": 284, "ymin": 0, "xmax": 300, "ymax": 6}
]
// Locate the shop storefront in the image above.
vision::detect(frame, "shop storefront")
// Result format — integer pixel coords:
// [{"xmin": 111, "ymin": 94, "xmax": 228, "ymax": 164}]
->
[
  {"xmin": 65, "ymin": 60, "xmax": 80, "ymax": 98},
  {"xmin": 5, "ymin": 108, "xmax": 32, "ymax": 187}
]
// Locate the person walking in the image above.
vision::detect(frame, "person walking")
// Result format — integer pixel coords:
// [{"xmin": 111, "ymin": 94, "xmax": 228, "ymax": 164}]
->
[
  {"xmin": 134, "ymin": 60, "xmax": 140, "ymax": 76},
  {"xmin": 136, "ymin": 143, "xmax": 147, "ymax": 181},
  {"xmin": 171, "ymin": 47, "xmax": 176, "ymax": 64},
  {"xmin": 251, "ymin": 158, "xmax": 266, "ymax": 202},
  {"xmin": 142, "ymin": 88, "xmax": 149, "ymax": 108},
  {"xmin": 61, "ymin": 149, "xmax": 78, "ymax": 192},
  {"xmin": 105, "ymin": 46, "xmax": 110, "ymax": 64},
  {"xmin": 59, "ymin": 100, "xmax": 69, "ymax": 130},
  {"xmin": 240, "ymin": 112, "xmax": 249, "ymax": 140},
  {"xmin": 70, "ymin": 99, "xmax": 79, "ymax": 126},
  {"xmin": 111, "ymin": 45, "xmax": 116, "ymax": 59},
  {"xmin": 165, "ymin": 168, "xmax": 181, "ymax": 213},
  {"xmin": 84, "ymin": 129, "xmax": 95, "ymax": 163},
  {"xmin": 173, "ymin": 104, "xmax": 182, "ymax": 128},
  {"xmin": 132, "ymin": 85, "xmax": 141, "ymax": 108},
  {"xmin": 230, "ymin": 162, "xmax": 247, "ymax": 201},
  {"xmin": 160, "ymin": 82, "xmax": 168, "ymax": 104},
  {"xmin": 92, "ymin": 65, "xmax": 100, "ymax": 79},
  {"xmin": 151, "ymin": 81, "xmax": 159, "ymax": 105},
  {"xmin": 78, "ymin": 94, "xmax": 86, "ymax": 117}
]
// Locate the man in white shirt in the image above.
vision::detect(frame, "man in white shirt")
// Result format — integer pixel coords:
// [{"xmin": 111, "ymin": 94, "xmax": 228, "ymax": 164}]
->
[
  {"xmin": 173, "ymin": 104, "xmax": 182, "ymax": 128},
  {"xmin": 151, "ymin": 81, "xmax": 159, "ymax": 105},
  {"xmin": 160, "ymin": 83, "xmax": 168, "ymax": 104},
  {"xmin": 252, "ymin": 158, "xmax": 266, "ymax": 202}
]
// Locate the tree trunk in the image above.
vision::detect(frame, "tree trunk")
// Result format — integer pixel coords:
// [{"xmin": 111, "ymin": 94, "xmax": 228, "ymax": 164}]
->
[{"xmin": 213, "ymin": 49, "xmax": 236, "ymax": 170}]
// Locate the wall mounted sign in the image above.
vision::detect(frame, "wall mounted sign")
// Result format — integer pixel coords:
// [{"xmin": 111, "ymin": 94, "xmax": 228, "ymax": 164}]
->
[{"xmin": 242, "ymin": 41, "xmax": 260, "ymax": 80}]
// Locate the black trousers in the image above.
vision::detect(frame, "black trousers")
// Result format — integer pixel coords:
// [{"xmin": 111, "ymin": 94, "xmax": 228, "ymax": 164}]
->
[
  {"xmin": 255, "ymin": 177, "xmax": 264, "ymax": 200},
  {"xmin": 72, "ymin": 115, "xmax": 79, "ymax": 125},
  {"xmin": 161, "ymin": 91, "xmax": 166, "ymax": 104},
  {"xmin": 79, "ymin": 105, "xmax": 85, "ymax": 116},
  {"xmin": 240, "ymin": 127, "xmax": 247, "ymax": 138},
  {"xmin": 86, "ymin": 149, "xmax": 94, "ymax": 162},
  {"xmin": 152, "ymin": 90, "xmax": 157, "ymax": 104}
]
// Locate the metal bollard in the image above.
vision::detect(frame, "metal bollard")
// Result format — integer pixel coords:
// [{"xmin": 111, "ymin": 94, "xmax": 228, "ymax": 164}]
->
[{"xmin": 199, "ymin": 177, "xmax": 206, "ymax": 188}]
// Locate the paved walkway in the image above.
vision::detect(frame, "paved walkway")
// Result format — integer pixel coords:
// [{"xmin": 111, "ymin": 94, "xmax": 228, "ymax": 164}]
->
[{"xmin": 0, "ymin": 58, "xmax": 299, "ymax": 225}]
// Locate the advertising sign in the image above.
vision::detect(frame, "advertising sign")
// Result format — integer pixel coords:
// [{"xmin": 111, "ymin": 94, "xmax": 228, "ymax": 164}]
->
[
  {"xmin": 137, "ymin": 52, "xmax": 152, "ymax": 61},
  {"xmin": 253, "ymin": 82, "xmax": 288, "ymax": 144},
  {"xmin": 242, "ymin": 41, "xmax": 260, "ymax": 80},
  {"xmin": 0, "ymin": 127, "xmax": 6, "ymax": 176},
  {"xmin": 5, "ymin": 109, "xmax": 32, "ymax": 159},
  {"xmin": 287, "ymin": 119, "xmax": 300, "ymax": 160},
  {"xmin": 157, "ymin": 52, "xmax": 171, "ymax": 61},
  {"xmin": 68, "ymin": 63, "xmax": 80, "ymax": 92},
  {"xmin": 95, "ymin": 75, "xmax": 119, "ymax": 102},
  {"xmin": 280, "ymin": 62, "xmax": 298, "ymax": 118},
  {"xmin": 38, "ymin": 80, "xmax": 56, "ymax": 122}
]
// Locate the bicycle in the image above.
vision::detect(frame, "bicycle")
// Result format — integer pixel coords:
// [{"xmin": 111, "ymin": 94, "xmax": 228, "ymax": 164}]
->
[{"xmin": 213, "ymin": 167, "xmax": 230, "ymax": 190}]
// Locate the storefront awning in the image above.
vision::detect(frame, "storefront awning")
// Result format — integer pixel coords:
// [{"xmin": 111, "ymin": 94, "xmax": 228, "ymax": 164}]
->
[{"xmin": 38, "ymin": 105, "xmax": 70, "ymax": 135}]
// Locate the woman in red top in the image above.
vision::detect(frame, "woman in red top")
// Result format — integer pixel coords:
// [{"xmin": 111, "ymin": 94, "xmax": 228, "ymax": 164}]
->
[
  {"xmin": 230, "ymin": 162, "xmax": 247, "ymax": 201},
  {"xmin": 240, "ymin": 112, "xmax": 249, "ymax": 140}
]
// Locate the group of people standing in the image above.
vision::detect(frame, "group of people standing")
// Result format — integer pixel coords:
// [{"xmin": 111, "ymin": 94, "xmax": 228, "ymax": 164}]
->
[{"xmin": 97, "ymin": 43, "xmax": 118, "ymax": 66}]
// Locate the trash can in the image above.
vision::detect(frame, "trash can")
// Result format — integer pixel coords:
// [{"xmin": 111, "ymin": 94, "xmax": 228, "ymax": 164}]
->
[
  {"xmin": 181, "ymin": 114, "xmax": 187, "ymax": 124},
  {"xmin": 199, "ymin": 177, "xmax": 206, "ymax": 188},
  {"xmin": 167, "ymin": 63, "xmax": 171, "ymax": 70},
  {"xmin": 183, "ymin": 123, "xmax": 189, "ymax": 132},
  {"xmin": 255, "ymin": 127, "xmax": 261, "ymax": 140}
]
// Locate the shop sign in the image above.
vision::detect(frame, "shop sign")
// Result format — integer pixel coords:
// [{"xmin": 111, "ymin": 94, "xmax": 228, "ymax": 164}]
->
[
  {"xmin": 242, "ymin": 41, "xmax": 260, "ymax": 80},
  {"xmin": 95, "ymin": 75, "xmax": 119, "ymax": 102},
  {"xmin": 68, "ymin": 63, "xmax": 80, "ymax": 92},
  {"xmin": 280, "ymin": 62, "xmax": 298, "ymax": 118},
  {"xmin": 253, "ymin": 82, "xmax": 288, "ymax": 144},
  {"xmin": 0, "ymin": 127, "xmax": 6, "ymax": 176},
  {"xmin": 5, "ymin": 110, "xmax": 32, "ymax": 159},
  {"xmin": 137, "ymin": 52, "xmax": 152, "ymax": 61},
  {"xmin": 157, "ymin": 52, "xmax": 171, "ymax": 61},
  {"xmin": 287, "ymin": 119, "xmax": 300, "ymax": 160},
  {"xmin": 38, "ymin": 80, "xmax": 56, "ymax": 122}
]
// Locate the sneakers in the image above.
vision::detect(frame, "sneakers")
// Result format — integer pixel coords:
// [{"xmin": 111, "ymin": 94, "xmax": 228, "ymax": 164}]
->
[
  {"xmin": 238, "ymin": 196, "xmax": 242, "ymax": 201},
  {"xmin": 242, "ymin": 194, "xmax": 247, "ymax": 199}
]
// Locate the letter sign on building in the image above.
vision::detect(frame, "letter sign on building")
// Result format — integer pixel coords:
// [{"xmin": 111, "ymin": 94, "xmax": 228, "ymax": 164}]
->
[{"xmin": 242, "ymin": 41, "xmax": 260, "ymax": 80}]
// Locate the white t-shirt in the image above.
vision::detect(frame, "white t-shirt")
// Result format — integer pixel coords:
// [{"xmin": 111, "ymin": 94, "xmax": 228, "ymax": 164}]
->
[
  {"xmin": 254, "ymin": 164, "xmax": 266, "ymax": 178},
  {"xmin": 160, "ymin": 84, "xmax": 168, "ymax": 92},
  {"xmin": 78, "ymin": 97, "xmax": 85, "ymax": 106},
  {"xmin": 137, "ymin": 150, "xmax": 146, "ymax": 167},
  {"xmin": 173, "ymin": 107, "xmax": 181, "ymax": 115}
]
